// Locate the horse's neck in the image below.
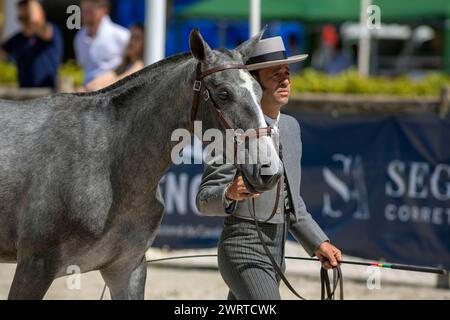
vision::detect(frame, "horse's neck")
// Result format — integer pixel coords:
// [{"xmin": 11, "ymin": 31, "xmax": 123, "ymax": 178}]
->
[{"xmin": 111, "ymin": 57, "xmax": 196, "ymax": 192}]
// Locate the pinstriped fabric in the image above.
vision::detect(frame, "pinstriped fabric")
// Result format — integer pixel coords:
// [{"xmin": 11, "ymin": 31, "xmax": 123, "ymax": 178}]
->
[{"xmin": 217, "ymin": 214, "xmax": 289, "ymax": 300}]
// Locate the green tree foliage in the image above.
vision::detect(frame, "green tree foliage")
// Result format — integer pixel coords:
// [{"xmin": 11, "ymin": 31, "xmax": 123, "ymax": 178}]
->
[
  {"xmin": 0, "ymin": 61, "xmax": 17, "ymax": 86},
  {"xmin": 0, "ymin": 60, "xmax": 84, "ymax": 88},
  {"xmin": 1, "ymin": 62, "xmax": 449, "ymax": 96}
]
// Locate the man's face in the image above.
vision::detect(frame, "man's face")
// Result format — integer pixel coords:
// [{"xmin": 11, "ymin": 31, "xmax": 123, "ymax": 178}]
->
[
  {"xmin": 17, "ymin": 1, "xmax": 46, "ymax": 33},
  {"xmin": 255, "ymin": 64, "xmax": 291, "ymax": 108},
  {"xmin": 17, "ymin": 5, "xmax": 30, "ymax": 27},
  {"xmin": 81, "ymin": 1, "xmax": 107, "ymax": 27}
]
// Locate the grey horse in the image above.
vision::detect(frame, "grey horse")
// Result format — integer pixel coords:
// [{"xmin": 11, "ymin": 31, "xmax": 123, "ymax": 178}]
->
[{"xmin": 0, "ymin": 29, "xmax": 282, "ymax": 299}]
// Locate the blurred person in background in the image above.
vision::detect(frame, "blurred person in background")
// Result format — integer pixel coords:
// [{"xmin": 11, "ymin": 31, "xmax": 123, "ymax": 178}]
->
[
  {"xmin": 74, "ymin": 0, "xmax": 130, "ymax": 85},
  {"xmin": 325, "ymin": 39, "xmax": 356, "ymax": 74},
  {"xmin": 196, "ymin": 36, "xmax": 342, "ymax": 300},
  {"xmin": 79, "ymin": 24, "xmax": 144, "ymax": 91},
  {"xmin": 0, "ymin": 0, "xmax": 63, "ymax": 89},
  {"xmin": 311, "ymin": 24, "xmax": 338, "ymax": 72}
]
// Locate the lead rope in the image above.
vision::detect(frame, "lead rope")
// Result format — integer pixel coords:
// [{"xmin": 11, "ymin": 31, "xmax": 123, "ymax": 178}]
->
[
  {"xmin": 320, "ymin": 265, "xmax": 344, "ymax": 300},
  {"xmin": 98, "ymin": 252, "xmax": 343, "ymax": 300},
  {"xmin": 248, "ymin": 198, "xmax": 343, "ymax": 300},
  {"xmin": 247, "ymin": 140, "xmax": 343, "ymax": 300},
  {"xmin": 248, "ymin": 198, "xmax": 306, "ymax": 300}
]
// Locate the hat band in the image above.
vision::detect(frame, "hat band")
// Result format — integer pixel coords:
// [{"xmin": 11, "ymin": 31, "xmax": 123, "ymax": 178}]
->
[{"xmin": 246, "ymin": 50, "xmax": 287, "ymax": 66}]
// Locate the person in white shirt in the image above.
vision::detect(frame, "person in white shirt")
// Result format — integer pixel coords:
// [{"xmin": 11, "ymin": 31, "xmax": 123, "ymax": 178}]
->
[{"xmin": 74, "ymin": 0, "xmax": 130, "ymax": 85}]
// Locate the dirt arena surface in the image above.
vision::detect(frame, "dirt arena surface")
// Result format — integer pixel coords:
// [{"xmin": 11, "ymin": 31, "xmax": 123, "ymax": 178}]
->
[{"xmin": 1, "ymin": 243, "xmax": 449, "ymax": 300}]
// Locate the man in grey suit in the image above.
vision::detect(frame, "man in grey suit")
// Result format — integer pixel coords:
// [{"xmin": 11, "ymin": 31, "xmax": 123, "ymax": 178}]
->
[{"xmin": 196, "ymin": 36, "xmax": 342, "ymax": 300}]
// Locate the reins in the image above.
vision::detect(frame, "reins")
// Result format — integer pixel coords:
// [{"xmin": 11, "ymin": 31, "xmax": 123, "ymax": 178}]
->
[
  {"xmin": 248, "ymin": 191, "xmax": 343, "ymax": 300},
  {"xmin": 190, "ymin": 60, "xmax": 342, "ymax": 300},
  {"xmin": 190, "ymin": 62, "xmax": 276, "ymax": 163},
  {"xmin": 100, "ymin": 254, "xmax": 446, "ymax": 299}
]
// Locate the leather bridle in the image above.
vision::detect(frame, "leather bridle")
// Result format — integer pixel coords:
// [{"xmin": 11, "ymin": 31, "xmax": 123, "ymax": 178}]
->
[
  {"xmin": 190, "ymin": 62, "xmax": 274, "ymax": 141},
  {"xmin": 190, "ymin": 60, "xmax": 282, "ymax": 216},
  {"xmin": 190, "ymin": 61, "xmax": 343, "ymax": 300}
]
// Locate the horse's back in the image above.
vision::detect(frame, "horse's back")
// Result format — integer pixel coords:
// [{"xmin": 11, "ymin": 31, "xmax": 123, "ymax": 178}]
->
[{"xmin": 0, "ymin": 97, "xmax": 55, "ymax": 178}]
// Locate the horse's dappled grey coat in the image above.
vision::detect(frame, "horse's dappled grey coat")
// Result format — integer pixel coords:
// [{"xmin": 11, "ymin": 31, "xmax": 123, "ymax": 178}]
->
[{"xmin": 0, "ymin": 29, "xmax": 282, "ymax": 299}]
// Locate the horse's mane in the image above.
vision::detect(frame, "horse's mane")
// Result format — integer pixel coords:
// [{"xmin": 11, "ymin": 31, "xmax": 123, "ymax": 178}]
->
[{"xmin": 71, "ymin": 52, "xmax": 193, "ymax": 97}]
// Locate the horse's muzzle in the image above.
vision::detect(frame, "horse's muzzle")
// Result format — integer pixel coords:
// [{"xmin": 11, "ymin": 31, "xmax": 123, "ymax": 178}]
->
[{"xmin": 237, "ymin": 161, "xmax": 284, "ymax": 193}]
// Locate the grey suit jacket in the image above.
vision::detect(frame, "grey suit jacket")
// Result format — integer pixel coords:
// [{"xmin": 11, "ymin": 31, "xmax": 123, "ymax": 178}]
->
[{"xmin": 196, "ymin": 114, "xmax": 329, "ymax": 256}]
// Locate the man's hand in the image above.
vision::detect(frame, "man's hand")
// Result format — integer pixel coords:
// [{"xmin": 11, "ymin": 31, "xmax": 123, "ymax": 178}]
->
[
  {"xmin": 29, "ymin": 1, "xmax": 46, "ymax": 28},
  {"xmin": 225, "ymin": 176, "xmax": 260, "ymax": 201},
  {"xmin": 314, "ymin": 241, "xmax": 342, "ymax": 270}
]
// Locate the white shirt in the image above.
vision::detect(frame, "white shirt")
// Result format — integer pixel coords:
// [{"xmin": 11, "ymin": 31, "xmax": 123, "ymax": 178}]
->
[
  {"xmin": 74, "ymin": 16, "xmax": 130, "ymax": 84},
  {"xmin": 264, "ymin": 113, "xmax": 280, "ymax": 133}
]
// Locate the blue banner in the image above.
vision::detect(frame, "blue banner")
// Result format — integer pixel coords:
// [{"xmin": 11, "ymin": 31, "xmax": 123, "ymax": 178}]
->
[{"xmin": 154, "ymin": 111, "xmax": 450, "ymax": 269}]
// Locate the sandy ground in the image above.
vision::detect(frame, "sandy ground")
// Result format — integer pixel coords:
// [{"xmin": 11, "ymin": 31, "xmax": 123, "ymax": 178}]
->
[{"xmin": 1, "ymin": 243, "xmax": 449, "ymax": 300}]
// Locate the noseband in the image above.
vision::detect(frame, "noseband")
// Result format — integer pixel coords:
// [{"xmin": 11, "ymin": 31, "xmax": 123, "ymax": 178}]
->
[{"xmin": 190, "ymin": 62, "xmax": 274, "ymax": 141}]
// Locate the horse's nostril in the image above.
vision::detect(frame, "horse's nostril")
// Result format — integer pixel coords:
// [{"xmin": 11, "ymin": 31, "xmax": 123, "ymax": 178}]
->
[{"xmin": 260, "ymin": 162, "xmax": 282, "ymax": 176}]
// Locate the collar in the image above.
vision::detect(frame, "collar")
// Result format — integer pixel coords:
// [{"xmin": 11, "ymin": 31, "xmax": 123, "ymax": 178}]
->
[
  {"xmin": 86, "ymin": 15, "xmax": 112, "ymax": 39},
  {"xmin": 97, "ymin": 15, "xmax": 112, "ymax": 34},
  {"xmin": 264, "ymin": 113, "xmax": 280, "ymax": 128}
]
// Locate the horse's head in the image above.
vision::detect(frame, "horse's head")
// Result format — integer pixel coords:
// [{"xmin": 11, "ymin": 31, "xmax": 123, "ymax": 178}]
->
[{"xmin": 189, "ymin": 28, "xmax": 283, "ymax": 193}]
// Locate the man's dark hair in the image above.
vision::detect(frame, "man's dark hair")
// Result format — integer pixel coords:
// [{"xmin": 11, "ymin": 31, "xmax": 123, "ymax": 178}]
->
[
  {"xmin": 131, "ymin": 24, "xmax": 144, "ymax": 33},
  {"xmin": 250, "ymin": 70, "xmax": 259, "ymax": 78},
  {"xmin": 17, "ymin": 0, "xmax": 41, "ymax": 7},
  {"xmin": 249, "ymin": 70, "xmax": 268, "ymax": 90},
  {"xmin": 250, "ymin": 70, "xmax": 261, "ymax": 84},
  {"xmin": 81, "ymin": 0, "xmax": 111, "ymax": 9}
]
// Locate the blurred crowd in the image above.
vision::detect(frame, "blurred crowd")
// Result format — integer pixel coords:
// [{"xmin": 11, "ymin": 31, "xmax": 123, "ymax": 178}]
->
[
  {"xmin": 8, "ymin": 0, "xmax": 443, "ymax": 92},
  {"xmin": 0, "ymin": 0, "xmax": 144, "ymax": 92},
  {"xmin": 0, "ymin": 0, "xmax": 358, "ymax": 92}
]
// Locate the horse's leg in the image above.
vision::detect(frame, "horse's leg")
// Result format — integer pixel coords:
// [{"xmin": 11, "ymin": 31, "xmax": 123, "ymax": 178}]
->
[
  {"xmin": 8, "ymin": 254, "xmax": 57, "ymax": 300},
  {"xmin": 100, "ymin": 256, "xmax": 147, "ymax": 300}
]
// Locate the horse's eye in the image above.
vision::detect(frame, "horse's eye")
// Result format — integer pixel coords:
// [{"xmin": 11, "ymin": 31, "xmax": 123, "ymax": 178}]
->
[{"xmin": 218, "ymin": 91, "xmax": 229, "ymax": 101}]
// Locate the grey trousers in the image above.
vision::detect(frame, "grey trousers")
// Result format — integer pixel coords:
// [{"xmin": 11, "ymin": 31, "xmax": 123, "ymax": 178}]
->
[{"xmin": 217, "ymin": 214, "xmax": 288, "ymax": 300}]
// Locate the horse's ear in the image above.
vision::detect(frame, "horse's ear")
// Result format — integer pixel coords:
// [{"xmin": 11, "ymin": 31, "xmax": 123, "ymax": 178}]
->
[
  {"xmin": 236, "ymin": 25, "xmax": 267, "ymax": 63},
  {"xmin": 189, "ymin": 28, "xmax": 213, "ymax": 61}
]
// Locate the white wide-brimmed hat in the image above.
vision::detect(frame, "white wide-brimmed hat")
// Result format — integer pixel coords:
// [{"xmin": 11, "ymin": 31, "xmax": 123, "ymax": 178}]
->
[{"xmin": 245, "ymin": 36, "xmax": 308, "ymax": 71}]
